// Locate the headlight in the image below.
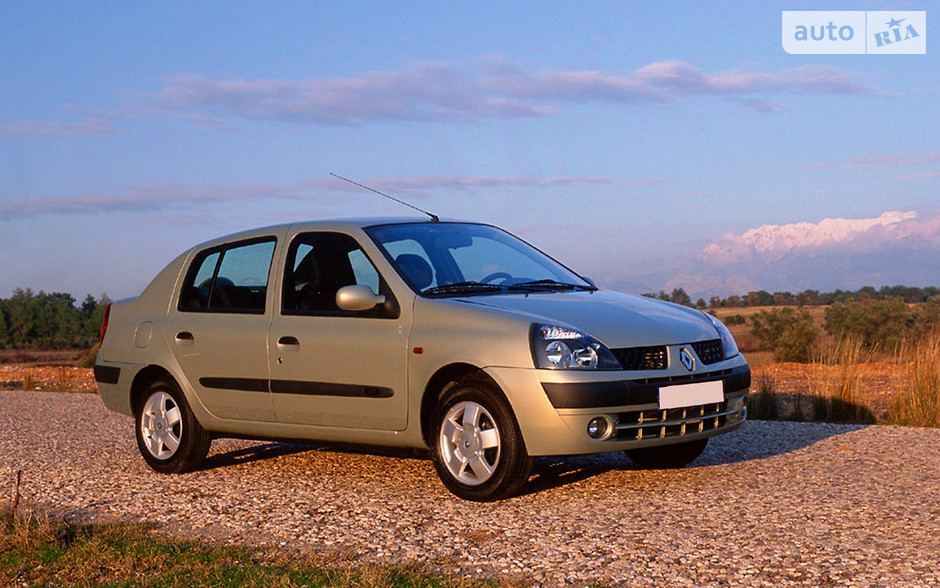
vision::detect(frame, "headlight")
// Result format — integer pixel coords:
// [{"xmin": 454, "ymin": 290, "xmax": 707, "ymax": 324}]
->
[
  {"xmin": 530, "ymin": 324, "xmax": 622, "ymax": 370},
  {"xmin": 706, "ymin": 313, "xmax": 739, "ymax": 359}
]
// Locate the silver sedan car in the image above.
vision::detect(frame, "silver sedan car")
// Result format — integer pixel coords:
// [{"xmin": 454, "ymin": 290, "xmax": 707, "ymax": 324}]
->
[{"xmin": 96, "ymin": 218, "xmax": 749, "ymax": 501}]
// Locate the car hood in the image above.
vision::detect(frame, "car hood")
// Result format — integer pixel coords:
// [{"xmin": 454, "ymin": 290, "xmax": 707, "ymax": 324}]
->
[{"xmin": 456, "ymin": 290, "xmax": 718, "ymax": 348}]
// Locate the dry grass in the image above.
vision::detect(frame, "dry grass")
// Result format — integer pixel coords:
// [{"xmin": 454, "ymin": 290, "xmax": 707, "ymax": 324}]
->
[
  {"xmin": 751, "ymin": 334, "xmax": 940, "ymax": 427},
  {"xmin": 808, "ymin": 337, "xmax": 876, "ymax": 424},
  {"xmin": 746, "ymin": 374, "xmax": 780, "ymax": 421},
  {"xmin": 891, "ymin": 331, "xmax": 940, "ymax": 426}
]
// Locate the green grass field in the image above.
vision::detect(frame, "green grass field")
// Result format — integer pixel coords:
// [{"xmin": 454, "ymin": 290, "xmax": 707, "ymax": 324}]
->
[{"xmin": 1, "ymin": 508, "xmax": 515, "ymax": 588}]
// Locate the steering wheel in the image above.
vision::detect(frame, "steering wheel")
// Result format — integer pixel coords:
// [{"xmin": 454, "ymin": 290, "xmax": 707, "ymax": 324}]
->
[{"xmin": 480, "ymin": 271, "xmax": 513, "ymax": 284}]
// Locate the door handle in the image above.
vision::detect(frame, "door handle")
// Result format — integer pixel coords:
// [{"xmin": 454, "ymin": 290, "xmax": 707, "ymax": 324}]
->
[
  {"xmin": 277, "ymin": 335, "xmax": 300, "ymax": 350},
  {"xmin": 175, "ymin": 331, "xmax": 194, "ymax": 346}
]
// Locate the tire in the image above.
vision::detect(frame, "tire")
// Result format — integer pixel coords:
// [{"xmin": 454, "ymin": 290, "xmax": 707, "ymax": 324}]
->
[
  {"xmin": 135, "ymin": 378, "xmax": 211, "ymax": 474},
  {"xmin": 625, "ymin": 438, "xmax": 708, "ymax": 469},
  {"xmin": 431, "ymin": 380, "xmax": 533, "ymax": 501}
]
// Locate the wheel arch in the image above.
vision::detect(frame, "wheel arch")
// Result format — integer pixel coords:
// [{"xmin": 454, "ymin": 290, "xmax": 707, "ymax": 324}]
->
[
  {"xmin": 129, "ymin": 365, "xmax": 177, "ymax": 416},
  {"xmin": 420, "ymin": 362, "xmax": 501, "ymax": 446}
]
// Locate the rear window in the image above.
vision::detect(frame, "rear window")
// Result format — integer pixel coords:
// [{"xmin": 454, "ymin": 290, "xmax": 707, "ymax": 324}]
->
[{"xmin": 178, "ymin": 237, "xmax": 276, "ymax": 314}]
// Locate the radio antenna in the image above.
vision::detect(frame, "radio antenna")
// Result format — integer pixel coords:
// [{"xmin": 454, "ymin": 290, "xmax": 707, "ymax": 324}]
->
[{"xmin": 330, "ymin": 173, "xmax": 439, "ymax": 222}]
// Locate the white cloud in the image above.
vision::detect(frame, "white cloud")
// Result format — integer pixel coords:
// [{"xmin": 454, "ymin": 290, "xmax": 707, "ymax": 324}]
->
[
  {"xmin": 0, "ymin": 60, "xmax": 883, "ymax": 133},
  {"xmin": 0, "ymin": 118, "xmax": 121, "ymax": 137},
  {"xmin": 125, "ymin": 60, "xmax": 878, "ymax": 126},
  {"xmin": 0, "ymin": 175, "xmax": 610, "ymax": 219}
]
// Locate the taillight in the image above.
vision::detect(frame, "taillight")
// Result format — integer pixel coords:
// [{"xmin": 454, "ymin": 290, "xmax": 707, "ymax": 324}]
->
[{"xmin": 99, "ymin": 303, "xmax": 112, "ymax": 344}]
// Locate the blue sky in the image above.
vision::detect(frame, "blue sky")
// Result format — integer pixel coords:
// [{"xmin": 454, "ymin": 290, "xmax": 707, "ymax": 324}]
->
[{"xmin": 1, "ymin": 2, "xmax": 936, "ymax": 300}]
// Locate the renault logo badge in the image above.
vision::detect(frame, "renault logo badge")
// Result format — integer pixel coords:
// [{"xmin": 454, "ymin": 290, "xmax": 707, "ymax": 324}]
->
[{"xmin": 680, "ymin": 347, "xmax": 695, "ymax": 371}]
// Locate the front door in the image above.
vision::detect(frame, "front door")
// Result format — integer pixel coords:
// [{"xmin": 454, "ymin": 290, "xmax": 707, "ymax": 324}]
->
[{"xmin": 267, "ymin": 231, "xmax": 410, "ymax": 431}]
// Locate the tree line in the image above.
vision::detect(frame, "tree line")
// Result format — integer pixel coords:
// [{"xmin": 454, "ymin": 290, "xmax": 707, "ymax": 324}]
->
[
  {"xmin": 0, "ymin": 289, "xmax": 110, "ymax": 349},
  {"xmin": 645, "ymin": 285, "xmax": 940, "ymax": 309}
]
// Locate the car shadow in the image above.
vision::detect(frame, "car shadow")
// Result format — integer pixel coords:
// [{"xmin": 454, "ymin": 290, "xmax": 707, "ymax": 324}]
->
[
  {"xmin": 194, "ymin": 421, "xmax": 871, "ymax": 497},
  {"xmin": 199, "ymin": 441, "xmax": 313, "ymax": 470},
  {"xmin": 196, "ymin": 438, "xmax": 430, "ymax": 472},
  {"xmin": 521, "ymin": 420, "xmax": 871, "ymax": 496}
]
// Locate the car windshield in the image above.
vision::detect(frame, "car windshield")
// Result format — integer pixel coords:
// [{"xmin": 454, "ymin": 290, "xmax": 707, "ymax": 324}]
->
[{"xmin": 365, "ymin": 222, "xmax": 595, "ymax": 296}]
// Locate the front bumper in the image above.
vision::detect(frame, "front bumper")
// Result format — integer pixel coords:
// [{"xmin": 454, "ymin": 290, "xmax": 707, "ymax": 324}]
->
[{"xmin": 486, "ymin": 361, "xmax": 749, "ymax": 457}]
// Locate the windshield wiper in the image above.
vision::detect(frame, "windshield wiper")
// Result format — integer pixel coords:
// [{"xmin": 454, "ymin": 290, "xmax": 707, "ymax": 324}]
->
[
  {"xmin": 507, "ymin": 279, "xmax": 596, "ymax": 292},
  {"xmin": 422, "ymin": 281, "xmax": 505, "ymax": 295}
]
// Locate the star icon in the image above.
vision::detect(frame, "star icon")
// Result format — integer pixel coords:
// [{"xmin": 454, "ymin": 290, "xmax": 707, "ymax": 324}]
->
[{"xmin": 886, "ymin": 17, "xmax": 906, "ymax": 28}]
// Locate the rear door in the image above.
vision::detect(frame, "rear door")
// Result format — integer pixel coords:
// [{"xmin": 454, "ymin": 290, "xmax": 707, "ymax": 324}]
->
[
  {"xmin": 166, "ymin": 236, "xmax": 278, "ymax": 422},
  {"xmin": 267, "ymin": 230, "xmax": 410, "ymax": 430}
]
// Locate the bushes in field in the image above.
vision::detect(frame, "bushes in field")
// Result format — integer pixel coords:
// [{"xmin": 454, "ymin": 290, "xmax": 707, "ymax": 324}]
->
[
  {"xmin": 749, "ymin": 307, "xmax": 819, "ymax": 363},
  {"xmin": 824, "ymin": 297, "xmax": 914, "ymax": 351},
  {"xmin": 748, "ymin": 296, "xmax": 940, "ymax": 362}
]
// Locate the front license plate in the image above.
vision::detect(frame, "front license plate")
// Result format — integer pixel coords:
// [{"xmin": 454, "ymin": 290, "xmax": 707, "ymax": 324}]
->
[{"xmin": 658, "ymin": 380, "xmax": 724, "ymax": 410}]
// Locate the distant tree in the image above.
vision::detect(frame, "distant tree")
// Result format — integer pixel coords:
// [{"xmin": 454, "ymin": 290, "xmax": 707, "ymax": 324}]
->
[
  {"xmin": 708, "ymin": 295, "xmax": 722, "ymax": 308},
  {"xmin": 796, "ymin": 289, "xmax": 820, "ymax": 307},
  {"xmin": 5, "ymin": 288, "xmax": 38, "ymax": 347},
  {"xmin": 80, "ymin": 294, "xmax": 110, "ymax": 342},
  {"xmin": 858, "ymin": 286, "xmax": 878, "ymax": 302},
  {"xmin": 724, "ymin": 294, "xmax": 742, "ymax": 308},
  {"xmin": 750, "ymin": 307, "xmax": 819, "ymax": 363},
  {"xmin": 695, "ymin": 298, "xmax": 706, "ymax": 309},
  {"xmin": 772, "ymin": 291, "xmax": 794, "ymax": 306},
  {"xmin": 33, "ymin": 291, "xmax": 81, "ymax": 348},
  {"xmin": 0, "ymin": 299, "xmax": 7, "ymax": 348},
  {"xmin": 746, "ymin": 290, "xmax": 774, "ymax": 307},
  {"xmin": 670, "ymin": 288, "xmax": 692, "ymax": 307}
]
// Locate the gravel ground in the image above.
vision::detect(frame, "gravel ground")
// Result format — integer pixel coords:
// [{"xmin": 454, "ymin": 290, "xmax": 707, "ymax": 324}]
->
[{"xmin": 3, "ymin": 390, "xmax": 939, "ymax": 587}]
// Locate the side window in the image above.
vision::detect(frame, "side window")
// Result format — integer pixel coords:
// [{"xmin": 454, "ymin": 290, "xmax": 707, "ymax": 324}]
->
[
  {"xmin": 348, "ymin": 249, "xmax": 380, "ymax": 293},
  {"xmin": 283, "ymin": 232, "xmax": 385, "ymax": 314},
  {"xmin": 179, "ymin": 238, "xmax": 276, "ymax": 313}
]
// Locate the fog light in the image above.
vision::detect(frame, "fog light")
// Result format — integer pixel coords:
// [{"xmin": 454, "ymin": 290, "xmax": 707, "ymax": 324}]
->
[{"xmin": 587, "ymin": 417, "xmax": 609, "ymax": 439}]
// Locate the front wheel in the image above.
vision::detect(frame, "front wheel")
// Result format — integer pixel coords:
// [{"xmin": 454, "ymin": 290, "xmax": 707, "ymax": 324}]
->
[
  {"xmin": 625, "ymin": 438, "xmax": 708, "ymax": 469},
  {"xmin": 431, "ymin": 381, "xmax": 533, "ymax": 501},
  {"xmin": 135, "ymin": 378, "xmax": 211, "ymax": 474}
]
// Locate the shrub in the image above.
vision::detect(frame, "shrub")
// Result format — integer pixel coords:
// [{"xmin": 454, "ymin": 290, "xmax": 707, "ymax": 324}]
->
[
  {"xmin": 749, "ymin": 307, "xmax": 819, "ymax": 363},
  {"xmin": 77, "ymin": 343, "xmax": 99, "ymax": 368},
  {"xmin": 824, "ymin": 297, "xmax": 916, "ymax": 352},
  {"xmin": 724, "ymin": 314, "xmax": 746, "ymax": 326}
]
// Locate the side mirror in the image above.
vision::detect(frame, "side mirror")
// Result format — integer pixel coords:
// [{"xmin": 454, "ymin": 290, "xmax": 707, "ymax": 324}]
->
[{"xmin": 336, "ymin": 285, "xmax": 386, "ymax": 311}]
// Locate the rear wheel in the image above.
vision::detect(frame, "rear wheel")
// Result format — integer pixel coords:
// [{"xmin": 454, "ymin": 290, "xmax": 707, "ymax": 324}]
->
[
  {"xmin": 431, "ymin": 381, "xmax": 533, "ymax": 501},
  {"xmin": 625, "ymin": 438, "xmax": 708, "ymax": 469},
  {"xmin": 135, "ymin": 378, "xmax": 211, "ymax": 473}
]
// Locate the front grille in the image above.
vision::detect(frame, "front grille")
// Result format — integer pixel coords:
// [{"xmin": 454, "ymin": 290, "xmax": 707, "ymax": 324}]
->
[
  {"xmin": 691, "ymin": 339, "xmax": 724, "ymax": 365},
  {"xmin": 611, "ymin": 345, "xmax": 667, "ymax": 370},
  {"xmin": 614, "ymin": 399, "xmax": 742, "ymax": 441}
]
